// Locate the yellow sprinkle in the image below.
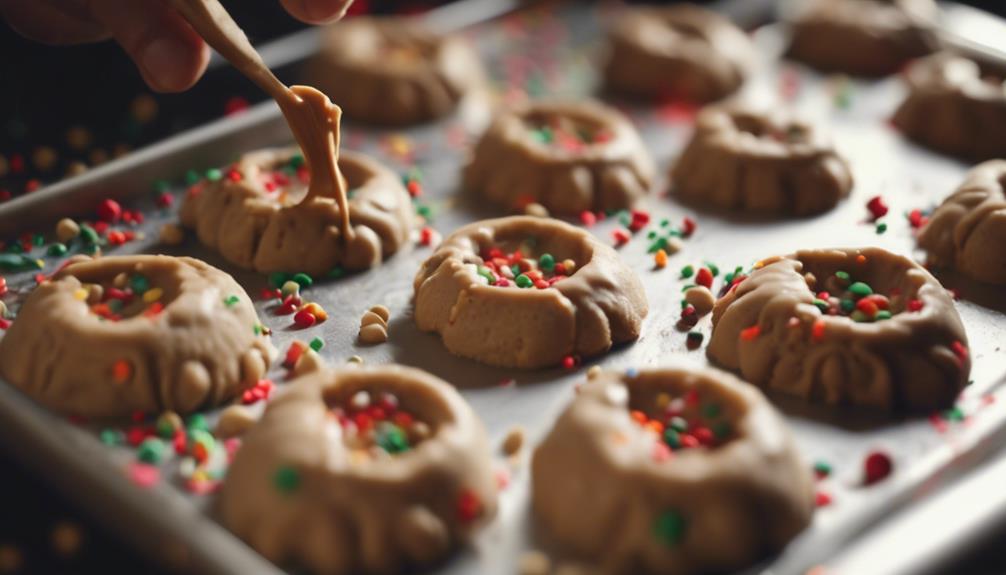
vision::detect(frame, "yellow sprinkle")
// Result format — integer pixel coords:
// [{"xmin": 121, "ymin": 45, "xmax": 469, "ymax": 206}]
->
[
  {"xmin": 73, "ymin": 288, "xmax": 88, "ymax": 301},
  {"xmin": 562, "ymin": 259, "xmax": 576, "ymax": 273},
  {"xmin": 143, "ymin": 288, "xmax": 163, "ymax": 303},
  {"xmin": 35, "ymin": 259, "xmax": 44, "ymax": 268},
  {"xmin": 191, "ymin": 469, "xmax": 210, "ymax": 482},
  {"xmin": 300, "ymin": 302, "xmax": 328, "ymax": 322},
  {"xmin": 656, "ymin": 392, "xmax": 671, "ymax": 409},
  {"xmin": 655, "ymin": 249, "xmax": 668, "ymax": 269},
  {"xmin": 753, "ymin": 260, "xmax": 765, "ymax": 269}
]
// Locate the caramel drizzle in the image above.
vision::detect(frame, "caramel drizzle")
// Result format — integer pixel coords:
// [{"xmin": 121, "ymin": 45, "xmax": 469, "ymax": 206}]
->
[{"xmin": 170, "ymin": 0, "xmax": 353, "ymax": 242}]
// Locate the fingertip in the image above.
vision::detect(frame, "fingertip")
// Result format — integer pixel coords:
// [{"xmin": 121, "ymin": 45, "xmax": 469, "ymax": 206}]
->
[
  {"xmin": 139, "ymin": 32, "xmax": 208, "ymax": 93},
  {"xmin": 281, "ymin": 0, "xmax": 354, "ymax": 24}
]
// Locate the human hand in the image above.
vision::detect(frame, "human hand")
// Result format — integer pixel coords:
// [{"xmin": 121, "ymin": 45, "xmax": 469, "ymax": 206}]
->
[{"xmin": 0, "ymin": 0, "xmax": 354, "ymax": 93}]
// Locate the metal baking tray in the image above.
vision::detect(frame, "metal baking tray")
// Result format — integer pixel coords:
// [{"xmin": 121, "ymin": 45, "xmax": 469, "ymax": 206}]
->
[{"xmin": 2, "ymin": 2, "xmax": 1006, "ymax": 574}]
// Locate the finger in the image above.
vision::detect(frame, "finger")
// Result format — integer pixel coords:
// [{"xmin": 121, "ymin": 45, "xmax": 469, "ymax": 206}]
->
[
  {"xmin": 89, "ymin": 0, "xmax": 210, "ymax": 93},
  {"xmin": 279, "ymin": 0, "xmax": 355, "ymax": 24},
  {"xmin": 0, "ymin": 0, "xmax": 107, "ymax": 45}
]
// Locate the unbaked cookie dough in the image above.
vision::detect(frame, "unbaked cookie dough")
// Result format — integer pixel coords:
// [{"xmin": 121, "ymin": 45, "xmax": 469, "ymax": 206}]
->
[
  {"xmin": 892, "ymin": 53, "xmax": 1006, "ymax": 161},
  {"xmin": 219, "ymin": 364, "xmax": 498, "ymax": 574},
  {"xmin": 413, "ymin": 216, "xmax": 648, "ymax": 368},
  {"xmin": 707, "ymin": 248, "xmax": 970, "ymax": 411},
  {"xmin": 671, "ymin": 103, "xmax": 853, "ymax": 216},
  {"xmin": 786, "ymin": 0, "xmax": 940, "ymax": 77},
  {"xmin": 918, "ymin": 160, "xmax": 1006, "ymax": 284},
  {"xmin": 463, "ymin": 100, "xmax": 655, "ymax": 215},
  {"xmin": 532, "ymin": 365, "xmax": 814, "ymax": 574},
  {"xmin": 604, "ymin": 5, "xmax": 753, "ymax": 102},
  {"xmin": 0, "ymin": 255, "xmax": 274, "ymax": 417},
  {"xmin": 307, "ymin": 16, "xmax": 484, "ymax": 126},
  {"xmin": 180, "ymin": 145, "xmax": 413, "ymax": 276}
]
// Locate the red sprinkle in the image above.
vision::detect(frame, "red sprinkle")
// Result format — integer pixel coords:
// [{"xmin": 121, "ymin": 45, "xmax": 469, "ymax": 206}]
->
[
  {"xmin": 419, "ymin": 226, "xmax": 434, "ymax": 246},
  {"xmin": 561, "ymin": 355, "xmax": 577, "ymax": 370},
  {"xmin": 97, "ymin": 199, "xmax": 122, "ymax": 223},
  {"xmin": 406, "ymin": 180, "xmax": 422, "ymax": 197},
  {"xmin": 863, "ymin": 451, "xmax": 893, "ymax": 485},
  {"xmin": 612, "ymin": 228, "xmax": 631, "ymax": 246},
  {"xmin": 815, "ymin": 491, "xmax": 833, "ymax": 507},
  {"xmin": 456, "ymin": 489, "xmax": 482, "ymax": 523},
  {"xmin": 579, "ymin": 210, "xmax": 597, "ymax": 227},
  {"xmin": 951, "ymin": 341, "xmax": 968, "ymax": 364},
  {"xmin": 283, "ymin": 341, "xmax": 306, "ymax": 369},
  {"xmin": 740, "ymin": 325, "xmax": 761, "ymax": 341},
  {"xmin": 907, "ymin": 299, "xmax": 924, "ymax": 312},
  {"xmin": 866, "ymin": 196, "xmax": 888, "ymax": 220},
  {"xmin": 695, "ymin": 267, "xmax": 713, "ymax": 289},
  {"xmin": 127, "ymin": 462, "xmax": 161, "ymax": 488},
  {"xmin": 681, "ymin": 216, "xmax": 697, "ymax": 238},
  {"xmin": 812, "ymin": 318, "xmax": 826, "ymax": 342},
  {"xmin": 293, "ymin": 309, "xmax": 317, "ymax": 328}
]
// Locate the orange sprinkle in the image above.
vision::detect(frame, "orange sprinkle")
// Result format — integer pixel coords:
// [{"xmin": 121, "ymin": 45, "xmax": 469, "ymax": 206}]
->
[
  {"xmin": 855, "ymin": 254, "xmax": 867, "ymax": 265},
  {"xmin": 112, "ymin": 359, "xmax": 132, "ymax": 383},
  {"xmin": 654, "ymin": 249, "xmax": 668, "ymax": 269},
  {"xmin": 812, "ymin": 318, "xmax": 826, "ymax": 342},
  {"xmin": 144, "ymin": 302, "xmax": 164, "ymax": 318},
  {"xmin": 646, "ymin": 420, "xmax": 665, "ymax": 435},
  {"xmin": 630, "ymin": 410, "xmax": 648, "ymax": 425},
  {"xmin": 740, "ymin": 325, "xmax": 761, "ymax": 341}
]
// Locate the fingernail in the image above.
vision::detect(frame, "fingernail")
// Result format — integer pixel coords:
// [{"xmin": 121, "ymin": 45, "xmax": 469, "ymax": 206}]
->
[
  {"xmin": 306, "ymin": 0, "xmax": 351, "ymax": 23},
  {"xmin": 141, "ymin": 36, "xmax": 193, "ymax": 92}
]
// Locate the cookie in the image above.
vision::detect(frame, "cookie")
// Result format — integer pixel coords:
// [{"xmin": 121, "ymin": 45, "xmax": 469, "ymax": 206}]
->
[
  {"xmin": 180, "ymin": 146, "xmax": 413, "ymax": 276},
  {"xmin": 892, "ymin": 53, "xmax": 1006, "ymax": 161},
  {"xmin": 413, "ymin": 216, "xmax": 648, "ymax": 368},
  {"xmin": 307, "ymin": 16, "xmax": 484, "ymax": 126},
  {"xmin": 219, "ymin": 364, "xmax": 498, "ymax": 574},
  {"xmin": 918, "ymin": 160, "xmax": 1006, "ymax": 284},
  {"xmin": 707, "ymin": 248, "xmax": 970, "ymax": 411},
  {"xmin": 671, "ymin": 102, "xmax": 852, "ymax": 216},
  {"xmin": 532, "ymin": 365, "xmax": 814, "ymax": 574},
  {"xmin": 463, "ymin": 100, "xmax": 654, "ymax": 215},
  {"xmin": 0, "ymin": 255, "xmax": 274, "ymax": 417},
  {"xmin": 786, "ymin": 0, "xmax": 939, "ymax": 77},
  {"xmin": 604, "ymin": 5, "xmax": 753, "ymax": 102}
]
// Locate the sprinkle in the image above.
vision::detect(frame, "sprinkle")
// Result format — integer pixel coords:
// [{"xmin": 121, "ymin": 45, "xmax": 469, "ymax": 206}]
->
[
  {"xmin": 137, "ymin": 438, "xmax": 166, "ymax": 464},
  {"xmin": 612, "ymin": 228, "xmax": 630, "ymax": 246},
  {"xmin": 951, "ymin": 341, "xmax": 968, "ymax": 364},
  {"xmin": 457, "ymin": 490, "xmax": 482, "ymax": 523},
  {"xmin": 681, "ymin": 217, "xmax": 697, "ymax": 238},
  {"xmin": 96, "ymin": 199, "xmax": 122, "ymax": 223},
  {"xmin": 875, "ymin": 222, "xmax": 887, "ymax": 234},
  {"xmin": 815, "ymin": 491, "xmax": 833, "ymax": 507},
  {"xmin": 293, "ymin": 309, "xmax": 316, "ymax": 328},
  {"xmin": 273, "ymin": 465, "xmax": 301, "ymax": 494},
  {"xmin": 654, "ymin": 249, "xmax": 668, "ymax": 269},
  {"xmin": 813, "ymin": 461, "xmax": 832, "ymax": 478},
  {"xmin": 206, "ymin": 168, "xmax": 222, "ymax": 182},
  {"xmin": 907, "ymin": 299, "xmax": 924, "ymax": 312},
  {"xmin": 680, "ymin": 265, "xmax": 694, "ymax": 279},
  {"xmin": 740, "ymin": 325, "xmax": 761, "ymax": 341},
  {"xmin": 812, "ymin": 318, "xmax": 826, "ymax": 342},
  {"xmin": 866, "ymin": 196, "xmax": 888, "ymax": 220},
  {"xmin": 579, "ymin": 210, "xmax": 597, "ymax": 227},
  {"xmin": 309, "ymin": 337, "xmax": 325, "ymax": 352},
  {"xmin": 848, "ymin": 282, "xmax": 873, "ymax": 298},
  {"xmin": 561, "ymin": 355, "xmax": 577, "ymax": 370},
  {"xmin": 856, "ymin": 254, "xmax": 867, "ymax": 265},
  {"xmin": 863, "ymin": 450, "xmax": 893, "ymax": 485},
  {"xmin": 284, "ymin": 341, "xmax": 306, "ymax": 368},
  {"xmin": 653, "ymin": 511, "xmax": 686, "ymax": 546},
  {"xmin": 223, "ymin": 295, "xmax": 240, "ymax": 307},
  {"xmin": 127, "ymin": 462, "xmax": 160, "ymax": 488},
  {"xmin": 686, "ymin": 331, "xmax": 704, "ymax": 350},
  {"xmin": 695, "ymin": 267, "xmax": 713, "ymax": 289},
  {"xmin": 112, "ymin": 360, "xmax": 132, "ymax": 383},
  {"xmin": 292, "ymin": 273, "xmax": 313, "ymax": 288}
]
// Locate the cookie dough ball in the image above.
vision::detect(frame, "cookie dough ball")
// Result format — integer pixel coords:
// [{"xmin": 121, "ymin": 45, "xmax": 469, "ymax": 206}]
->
[
  {"xmin": 786, "ymin": 0, "xmax": 940, "ymax": 77},
  {"xmin": 892, "ymin": 53, "xmax": 1006, "ymax": 161},
  {"xmin": 463, "ymin": 100, "xmax": 655, "ymax": 215},
  {"xmin": 0, "ymin": 255, "xmax": 274, "ymax": 417},
  {"xmin": 918, "ymin": 160, "xmax": 1006, "ymax": 284},
  {"xmin": 219, "ymin": 365, "xmax": 498, "ymax": 574},
  {"xmin": 604, "ymin": 5, "xmax": 753, "ymax": 102},
  {"xmin": 707, "ymin": 248, "xmax": 970, "ymax": 411},
  {"xmin": 532, "ymin": 365, "xmax": 814, "ymax": 574},
  {"xmin": 414, "ymin": 216, "xmax": 648, "ymax": 368},
  {"xmin": 671, "ymin": 103, "xmax": 852, "ymax": 216},
  {"xmin": 180, "ymin": 147, "xmax": 413, "ymax": 276},
  {"xmin": 307, "ymin": 16, "xmax": 483, "ymax": 126}
]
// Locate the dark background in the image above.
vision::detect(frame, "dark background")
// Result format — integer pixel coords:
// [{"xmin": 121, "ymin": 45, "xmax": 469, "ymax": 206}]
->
[{"xmin": 2, "ymin": 0, "xmax": 1006, "ymax": 574}]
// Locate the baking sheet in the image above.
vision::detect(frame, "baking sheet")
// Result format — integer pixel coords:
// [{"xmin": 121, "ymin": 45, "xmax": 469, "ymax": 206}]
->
[{"xmin": 1, "ymin": 2, "xmax": 1005, "ymax": 575}]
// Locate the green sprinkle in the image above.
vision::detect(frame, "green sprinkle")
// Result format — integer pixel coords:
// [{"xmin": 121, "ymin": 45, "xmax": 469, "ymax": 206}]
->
[
  {"xmin": 539, "ymin": 253, "xmax": 555, "ymax": 272},
  {"xmin": 416, "ymin": 204, "xmax": 432, "ymax": 219},
  {"xmin": 47, "ymin": 243, "xmax": 67, "ymax": 256},
  {"xmin": 653, "ymin": 511, "xmax": 687, "ymax": 546},
  {"xmin": 155, "ymin": 418, "xmax": 176, "ymax": 439},
  {"xmin": 814, "ymin": 461, "xmax": 832, "ymax": 476},
  {"xmin": 516, "ymin": 274, "xmax": 533, "ymax": 288},
  {"xmin": 186, "ymin": 413, "xmax": 209, "ymax": 433},
  {"xmin": 273, "ymin": 465, "xmax": 301, "ymax": 494},
  {"xmin": 701, "ymin": 403, "xmax": 721, "ymax": 419},
  {"xmin": 840, "ymin": 299, "xmax": 855, "ymax": 313},
  {"xmin": 100, "ymin": 429, "xmax": 124, "ymax": 446},
  {"xmin": 663, "ymin": 429, "xmax": 680, "ymax": 449},
  {"xmin": 129, "ymin": 274, "xmax": 150, "ymax": 294},
  {"xmin": 153, "ymin": 180, "xmax": 170, "ymax": 193},
  {"xmin": 5, "ymin": 243, "xmax": 22, "ymax": 254},
  {"xmin": 876, "ymin": 222, "xmax": 888, "ymax": 235},
  {"xmin": 289, "ymin": 154, "xmax": 305, "ymax": 169},
  {"xmin": 835, "ymin": 271, "xmax": 850, "ymax": 283},
  {"xmin": 80, "ymin": 224, "xmax": 99, "ymax": 245},
  {"xmin": 253, "ymin": 323, "xmax": 263, "ymax": 335},
  {"xmin": 660, "ymin": 219, "xmax": 670, "ymax": 227},
  {"xmin": 206, "ymin": 168, "xmax": 222, "ymax": 182},
  {"xmin": 875, "ymin": 310, "xmax": 892, "ymax": 321},
  {"xmin": 647, "ymin": 237, "xmax": 668, "ymax": 253},
  {"xmin": 849, "ymin": 282, "xmax": 873, "ymax": 298},
  {"xmin": 224, "ymin": 295, "xmax": 240, "ymax": 307},
  {"xmin": 706, "ymin": 263, "xmax": 720, "ymax": 277},
  {"xmin": 185, "ymin": 170, "xmax": 201, "ymax": 185},
  {"xmin": 32, "ymin": 234, "xmax": 44, "ymax": 247},
  {"xmin": 646, "ymin": 231, "xmax": 657, "ymax": 240},
  {"xmin": 477, "ymin": 266, "xmax": 495, "ymax": 284},
  {"xmin": 292, "ymin": 273, "xmax": 313, "ymax": 288},
  {"xmin": 813, "ymin": 299, "xmax": 829, "ymax": 313},
  {"xmin": 377, "ymin": 424, "xmax": 410, "ymax": 454},
  {"xmin": 137, "ymin": 438, "xmax": 166, "ymax": 464},
  {"xmin": 680, "ymin": 265, "xmax": 694, "ymax": 279},
  {"xmin": 309, "ymin": 337, "xmax": 324, "ymax": 352},
  {"xmin": 669, "ymin": 417, "xmax": 688, "ymax": 433},
  {"xmin": 943, "ymin": 406, "xmax": 965, "ymax": 422},
  {"xmin": 189, "ymin": 429, "xmax": 215, "ymax": 456}
]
